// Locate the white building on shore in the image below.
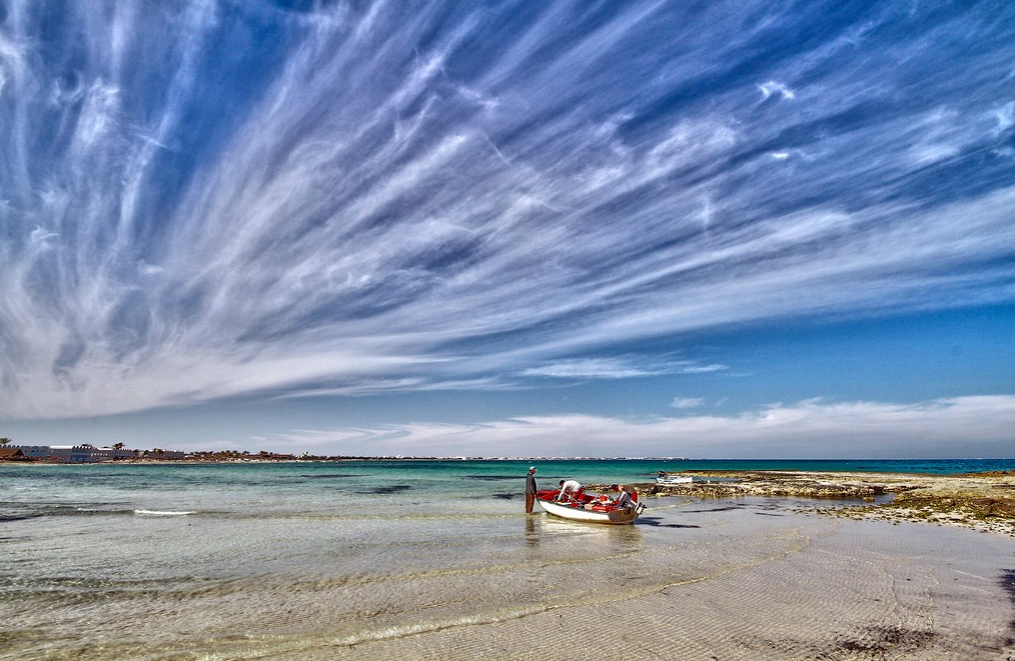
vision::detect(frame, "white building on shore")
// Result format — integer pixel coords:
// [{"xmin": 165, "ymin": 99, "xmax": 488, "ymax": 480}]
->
[
  {"xmin": 10, "ymin": 445, "xmax": 185, "ymax": 462},
  {"xmin": 10, "ymin": 445, "xmax": 56, "ymax": 459}
]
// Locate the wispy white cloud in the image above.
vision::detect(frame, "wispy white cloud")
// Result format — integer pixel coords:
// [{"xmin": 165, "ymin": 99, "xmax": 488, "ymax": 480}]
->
[
  {"xmin": 758, "ymin": 80, "xmax": 795, "ymax": 101},
  {"xmin": 993, "ymin": 101, "xmax": 1015, "ymax": 134},
  {"xmin": 0, "ymin": 1, "xmax": 1013, "ymax": 424},
  {"xmin": 520, "ymin": 358, "xmax": 660, "ymax": 380},
  {"xmin": 680, "ymin": 365, "xmax": 727, "ymax": 374},
  {"xmin": 670, "ymin": 397, "xmax": 704, "ymax": 409},
  {"xmin": 248, "ymin": 396, "xmax": 1015, "ymax": 459},
  {"xmin": 518, "ymin": 356, "xmax": 721, "ymax": 380}
]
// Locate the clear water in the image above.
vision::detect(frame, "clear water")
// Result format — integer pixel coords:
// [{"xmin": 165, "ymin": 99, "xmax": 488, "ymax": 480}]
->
[
  {"xmin": 2, "ymin": 459, "xmax": 1013, "ymax": 660},
  {"xmin": 6, "ymin": 457, "xmax": 1008, "ymax": 522}
]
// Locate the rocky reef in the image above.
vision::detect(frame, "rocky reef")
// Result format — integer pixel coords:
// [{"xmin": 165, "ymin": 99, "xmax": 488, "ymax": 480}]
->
[{"xmin": 627, "ymin": 470, "xmax": 1015, "ymax": 536}]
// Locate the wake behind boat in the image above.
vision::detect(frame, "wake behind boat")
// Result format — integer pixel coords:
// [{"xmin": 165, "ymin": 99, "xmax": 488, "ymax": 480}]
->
[{"xmin": 535, "ymin": 488, "xmax": 645, "ymax": 524}]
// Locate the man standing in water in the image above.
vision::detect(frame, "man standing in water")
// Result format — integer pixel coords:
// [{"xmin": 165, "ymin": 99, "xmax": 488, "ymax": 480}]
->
[{"xmin": 525, "ymin": 466, "xmax": 538, "ymax": 513}]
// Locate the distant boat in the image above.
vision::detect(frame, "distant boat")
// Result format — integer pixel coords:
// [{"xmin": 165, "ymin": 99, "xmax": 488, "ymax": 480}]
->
[
  {"xmin": 656, "ymin": 473, "xmax": 693, "ymax": 485},
  {"xmin": 535, "ymin": 489, "xmax": 645, "ymax": 524}
]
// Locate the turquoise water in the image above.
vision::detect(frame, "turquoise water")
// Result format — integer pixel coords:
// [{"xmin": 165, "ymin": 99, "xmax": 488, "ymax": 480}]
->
[
  {"xmin": 3, "ymin": 458, "xmax": 1011, "ymax": 523},
  {"xmin": 2, "ymin": 458, "xmax": 1014, "ymax": 660}
]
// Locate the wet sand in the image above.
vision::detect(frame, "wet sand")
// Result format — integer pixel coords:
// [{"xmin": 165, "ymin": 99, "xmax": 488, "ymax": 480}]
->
[{"xmin": 276, "ymin": 497, "xmax": 1014, "ymax": 661}]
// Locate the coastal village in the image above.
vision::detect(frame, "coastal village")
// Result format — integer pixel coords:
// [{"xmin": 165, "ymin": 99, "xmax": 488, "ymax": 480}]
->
[
  {"xmin": 0, "ymin": 442, "xmax": 442, "ymax": 463},
  {"xmin": 0, "ymin": 442, "xmax": 186, "ymax": 462},
  {"xmin": 0, "ymin": 440, "xmax": 680, "ymax": 464},
  {"xmin": 0, "ymin": 440, "xmax": 299, "ymax": 463},
  {"xmin": 0, "ymin": 441, "xmax": 643, "ymax": 464},
  {"xmin": 0, "ymin": 440, "xmax": 391, "ymax": 463}
]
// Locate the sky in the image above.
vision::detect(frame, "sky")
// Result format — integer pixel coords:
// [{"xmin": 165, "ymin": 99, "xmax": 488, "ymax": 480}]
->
[{"xmin": 1, "ymin": 0, "xmax": 1013, "ymax": 459}]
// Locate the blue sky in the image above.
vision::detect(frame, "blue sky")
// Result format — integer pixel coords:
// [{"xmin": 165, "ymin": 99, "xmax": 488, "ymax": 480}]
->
[{"xmin": 1, "ymin": 0, "xmax": 1013, "ymax": 458}]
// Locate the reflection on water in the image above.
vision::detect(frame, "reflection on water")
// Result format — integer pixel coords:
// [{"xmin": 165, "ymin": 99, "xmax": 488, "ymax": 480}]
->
[
  {"xmin": 534, "ymin": 514, "xmax": 644, "ymax": 555},
  {"xmin": 524, "ymin": 515, "xmax": 539, "ymax": 547}
]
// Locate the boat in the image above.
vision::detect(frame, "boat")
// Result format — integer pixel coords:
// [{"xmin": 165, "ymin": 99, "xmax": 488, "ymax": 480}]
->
[
  {"xmin": 534, "ymin": 489, "xmax": 645, "ymax": 524},
  {"xmin": 656, "ymin": 473, "xmax": 693, "ymax": 485}
]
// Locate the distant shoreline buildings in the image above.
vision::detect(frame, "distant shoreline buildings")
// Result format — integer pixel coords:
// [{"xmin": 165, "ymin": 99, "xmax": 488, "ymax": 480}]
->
[
  {"xmin": 2, "ymin": 444, "xmax": 188, "ymax": 463},
  {"xmin": 0, "ymin": 444, "xmax": 688, "ymax": 464}
]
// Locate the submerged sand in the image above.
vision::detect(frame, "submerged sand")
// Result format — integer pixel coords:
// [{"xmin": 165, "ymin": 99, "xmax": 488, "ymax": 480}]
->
[{"xmin": 293, "ymin": 498, "xmax": 1015, "ymax": 661}]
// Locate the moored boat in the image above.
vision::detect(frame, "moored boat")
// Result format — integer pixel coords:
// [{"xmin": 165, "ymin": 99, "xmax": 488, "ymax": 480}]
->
[
  {"xmin": 656, "ymin": 473, "xmax": 693, "ymax": 485},
  {"xmin": 534, "ymin": 489, "xmax": 645, "ymax": 524}
]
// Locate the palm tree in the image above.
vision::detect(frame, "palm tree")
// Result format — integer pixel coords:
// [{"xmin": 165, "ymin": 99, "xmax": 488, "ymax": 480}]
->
[{"xmin": 0, "ymin": 437, "xmax": 11, "ymax": 446}]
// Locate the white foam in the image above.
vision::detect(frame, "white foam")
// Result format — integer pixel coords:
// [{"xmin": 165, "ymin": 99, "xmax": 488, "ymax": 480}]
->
[{"xmin": 134, "ymin": 509, "xmax": 196, "ymax": 516}]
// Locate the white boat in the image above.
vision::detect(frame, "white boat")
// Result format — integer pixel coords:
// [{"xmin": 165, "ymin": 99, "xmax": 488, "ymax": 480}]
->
[
  {"xmin": 656, "ymin": 473, "xmax": 693, "ymax": 485},
  {"xmin": 535, "ymin": 490, "xmax": 645, "ymax": 524}
]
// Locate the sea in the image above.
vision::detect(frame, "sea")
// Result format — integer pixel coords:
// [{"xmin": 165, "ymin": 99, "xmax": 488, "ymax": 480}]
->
[{"xmin": 3, "ymin": 458, "xmax": 1013, "ymax": 660}]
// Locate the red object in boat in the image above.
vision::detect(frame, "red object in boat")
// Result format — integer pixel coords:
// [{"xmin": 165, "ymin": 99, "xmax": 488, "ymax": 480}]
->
[{"xmin": 533, "ymin": 488, "xmax": 644, "ymax": 524}]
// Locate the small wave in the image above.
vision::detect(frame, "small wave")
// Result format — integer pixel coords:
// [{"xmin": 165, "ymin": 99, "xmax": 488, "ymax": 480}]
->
[{"xmin": 134, "ymin": 509, "xmax": 197, "ymax": 516}]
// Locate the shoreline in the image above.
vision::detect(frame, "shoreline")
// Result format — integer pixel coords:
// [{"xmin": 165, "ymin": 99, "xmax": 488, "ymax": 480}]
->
[{"xmin": 6, "ymin": 459, "xmax": 1014, "ymax": 535}]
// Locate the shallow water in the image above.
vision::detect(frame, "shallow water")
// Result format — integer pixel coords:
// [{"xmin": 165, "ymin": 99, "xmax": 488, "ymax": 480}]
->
[{"xmin": 2, "ymin": 461, "xmax": 1013, "ymax": 660}]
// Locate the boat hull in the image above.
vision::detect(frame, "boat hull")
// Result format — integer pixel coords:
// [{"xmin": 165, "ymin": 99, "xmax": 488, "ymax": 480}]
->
[
  {"xmin": 535, "ymin": 496, "xmax": 643, "ymax": 524},
  {"xmin": 656, "ymin": 475, "xmax": 693, "ymax": 485}
]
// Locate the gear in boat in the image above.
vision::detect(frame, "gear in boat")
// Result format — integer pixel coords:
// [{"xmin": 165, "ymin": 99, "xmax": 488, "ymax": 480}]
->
[{"xmin": 534, "ymin": 486, "xmax": 645, "ymax": 524}]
